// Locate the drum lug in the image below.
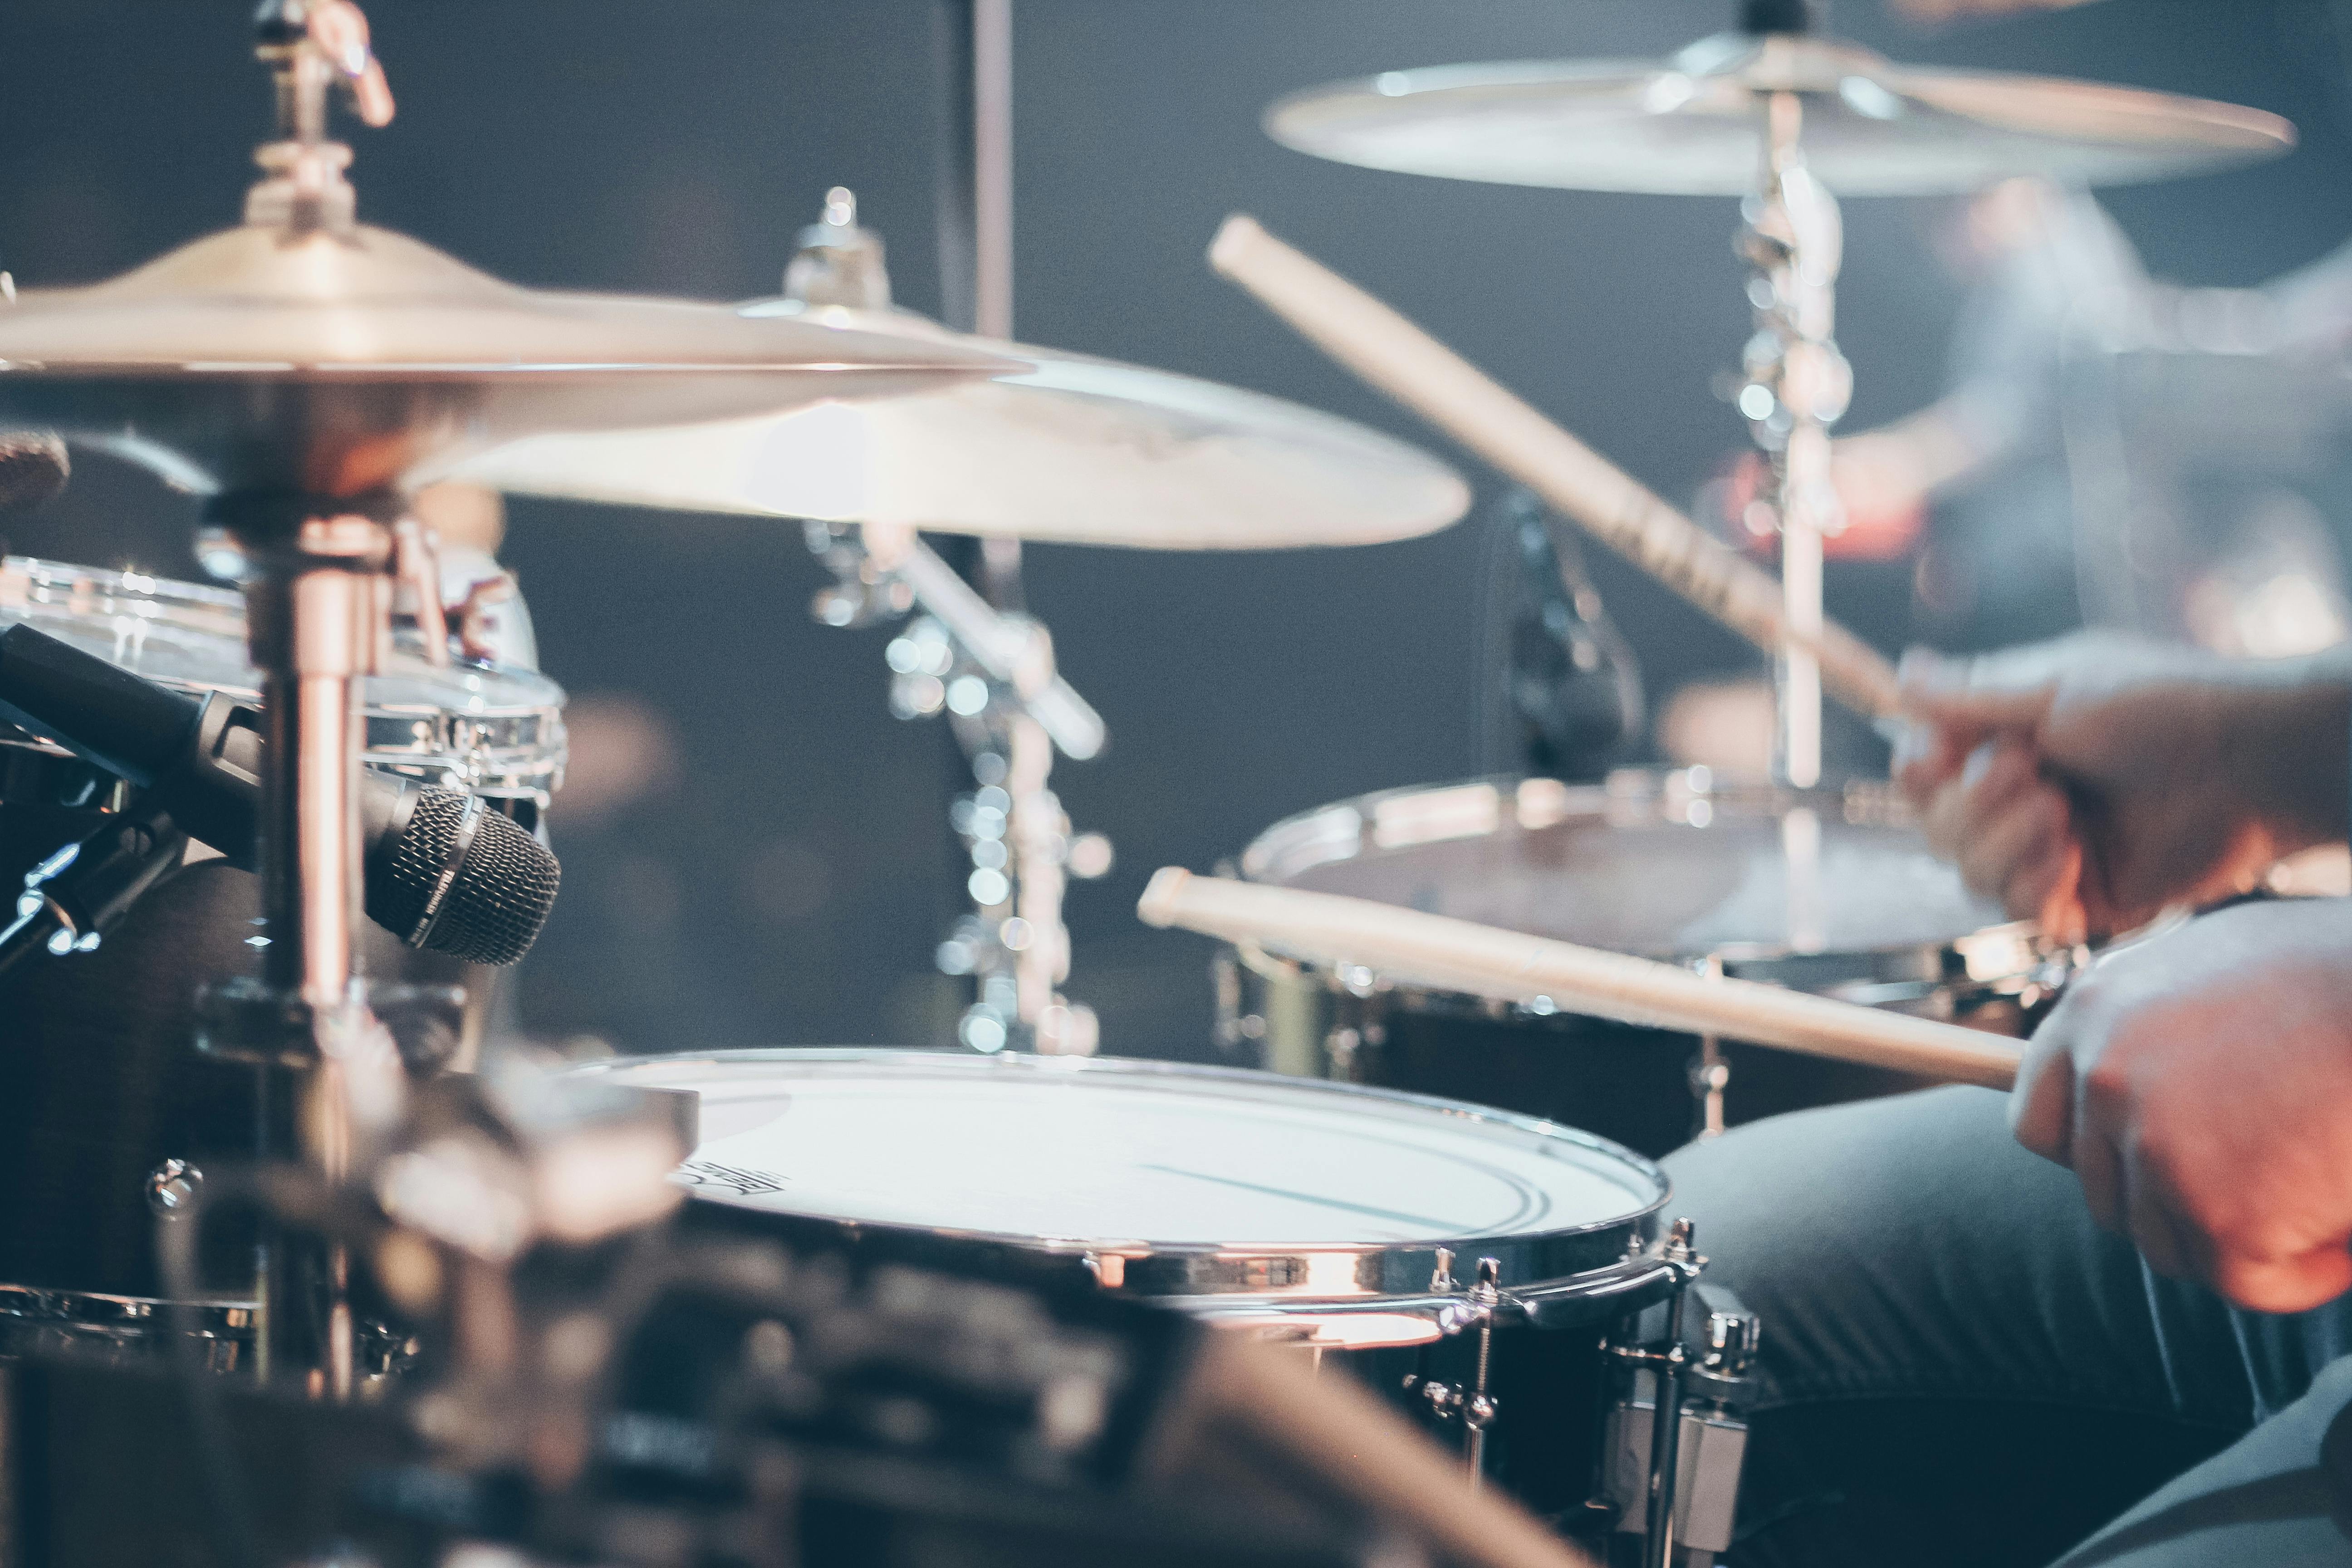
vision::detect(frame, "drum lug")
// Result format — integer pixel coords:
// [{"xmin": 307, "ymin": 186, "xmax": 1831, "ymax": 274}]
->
[
  {"xmin": 1399, "ymin": 1254, "xmax": 1505, "ymax": 1485},
  {"xmin": 1597, "ymin": 1222, "xmax": 1759, "ymax": 1568}
]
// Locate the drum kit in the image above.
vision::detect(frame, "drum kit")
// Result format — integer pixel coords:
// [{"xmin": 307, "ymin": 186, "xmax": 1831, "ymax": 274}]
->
[{"xmin": 0, "ymin": 3, "xmax": 2302, "ymax": 1566}]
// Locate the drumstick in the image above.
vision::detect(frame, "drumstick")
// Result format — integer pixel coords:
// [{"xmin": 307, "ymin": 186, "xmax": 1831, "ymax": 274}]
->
[
  {"xmin": 1138, "ymin": 868, "xmax": 2022, "ymax": 1092},
  {"xmin": 1208, "ymin": 214, "xmax": 1905, "ymax": 721},
  {"xmin": 1161, "ymin": 1334, "xmax": 1604, "ymax": 1568}
]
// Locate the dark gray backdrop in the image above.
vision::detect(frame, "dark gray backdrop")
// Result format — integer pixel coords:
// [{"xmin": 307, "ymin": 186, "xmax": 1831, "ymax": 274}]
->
[{"xmin": 0, "ymin": 1, "xmax": 2344, "ymax": 1060}]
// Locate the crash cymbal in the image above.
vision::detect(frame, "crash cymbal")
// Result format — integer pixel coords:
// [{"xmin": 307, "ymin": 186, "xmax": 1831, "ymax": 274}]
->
[
  {"xmin": 446, "ymin": 299, "xmax": 1471, "ymax": 550},
  {"xmin": 0, "ymin": 221, "xmax": 1024, "ymax": 500},
  {"xmin": 1265, "ymin": 31, "xmax": 2294, "ymax": 198}
]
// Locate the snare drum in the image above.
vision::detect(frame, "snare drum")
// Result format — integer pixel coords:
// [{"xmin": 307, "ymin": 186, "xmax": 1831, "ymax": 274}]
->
[
  {"xmin": 572, "ymin": 1049, "xmax": 1713, "ymax": 1529},
  {"xmin": 0, "ymin": 555, "xmax": 566, "ymax": 1361},
  {"xmin": 1224, "ymin": 769, "xmax": 2074, "ymax": 1156}
]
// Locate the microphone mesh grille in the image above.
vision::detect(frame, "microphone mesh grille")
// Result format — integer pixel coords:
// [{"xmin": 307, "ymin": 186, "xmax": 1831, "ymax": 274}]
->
[{"xmin": 368, "ymin": 789, "xmax": 561, "ymax": 966}]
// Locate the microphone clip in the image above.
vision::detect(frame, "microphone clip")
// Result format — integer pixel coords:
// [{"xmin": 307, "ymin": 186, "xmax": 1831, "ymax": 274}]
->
[{"xmin": 0, "ymin": 798, "xmax": 191, "ymax": 981}]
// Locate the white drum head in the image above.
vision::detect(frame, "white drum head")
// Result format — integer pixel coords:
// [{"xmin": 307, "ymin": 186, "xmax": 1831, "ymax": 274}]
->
[{"xmin": 586, "ymin": 1051, "xmax": 1662, "ymax": 1250}]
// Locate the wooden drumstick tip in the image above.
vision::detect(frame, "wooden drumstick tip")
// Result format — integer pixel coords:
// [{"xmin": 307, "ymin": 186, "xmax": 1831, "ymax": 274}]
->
[
  {"xmin": 1208, "ymin": 213, "xmax": 1265, "ymax": 276},
  {"xmin": 1137, "ymin": 866, "xmax": 1194, "ymax": 928}
]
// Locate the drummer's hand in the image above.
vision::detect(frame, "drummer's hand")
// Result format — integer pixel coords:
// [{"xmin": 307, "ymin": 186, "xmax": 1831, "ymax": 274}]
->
[
  {"xmin": 2014, "ymin": 897, "xmax": 2352, "ymax": 1313},
  {"xmin": 1892, "ymin": 635, "xmax": 2350, "ymax": 941}
]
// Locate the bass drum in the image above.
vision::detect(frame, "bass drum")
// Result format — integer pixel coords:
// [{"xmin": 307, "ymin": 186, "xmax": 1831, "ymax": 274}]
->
[
  {"xmin": 1223, "ymin": 769, "xmax": 2075, "ymax": 1158},
  {"xmin": 0, "ymin": 556, "xmax": 566, "ymax": 1359}
]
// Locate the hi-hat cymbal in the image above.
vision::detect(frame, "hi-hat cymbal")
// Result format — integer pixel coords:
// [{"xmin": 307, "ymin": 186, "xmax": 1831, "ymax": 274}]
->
[
  {"xmin": 1265, "ymin": 32, "xmax": 2294, "ymax": 198},
  {"xmin": 0, "ymin": 222, "xmax": 1025, "ymax": 500},
  {"xmin": 444, "ymin": 299, "xmax": 1473, "ymax": 550}
]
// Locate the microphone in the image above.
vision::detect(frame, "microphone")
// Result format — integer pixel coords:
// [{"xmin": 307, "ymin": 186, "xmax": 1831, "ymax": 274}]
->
[{"xmin": 0, "ymin": 622, "xmax": 559, "ymax": 965}]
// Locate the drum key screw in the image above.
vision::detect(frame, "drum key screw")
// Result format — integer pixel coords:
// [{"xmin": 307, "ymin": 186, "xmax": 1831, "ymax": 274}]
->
[
  {"xmin": 1464, "ymin": 1257, "xmax": 1502, "ymax": 1484},
  {"xmin": 1401, "ymin": 1253, "xmax": 1506, "ymax": 1483}
]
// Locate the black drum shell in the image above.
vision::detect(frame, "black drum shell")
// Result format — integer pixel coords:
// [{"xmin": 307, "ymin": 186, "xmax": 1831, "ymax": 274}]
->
[
  {"xmin": 668, "ymin": 1157, "xmax": 1645, "ymax": 1534},
  {"xmin": 0, "ymin": 786, "xmax": 468, "ymax": 1301}
]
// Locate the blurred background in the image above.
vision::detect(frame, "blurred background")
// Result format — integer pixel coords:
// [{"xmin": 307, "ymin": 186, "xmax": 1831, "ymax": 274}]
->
[{"xmin": 0, "ymin": 0, "xmax": 2346, "ymax": 1061}]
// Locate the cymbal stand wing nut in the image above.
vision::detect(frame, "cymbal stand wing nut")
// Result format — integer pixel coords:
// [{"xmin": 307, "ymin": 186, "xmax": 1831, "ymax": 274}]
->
[{"xmin": 248, "ymin": 0, "xmax": 394, "ymax": 234}]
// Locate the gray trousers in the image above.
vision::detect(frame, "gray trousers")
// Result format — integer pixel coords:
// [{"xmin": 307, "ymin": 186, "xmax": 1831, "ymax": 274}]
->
[{"xmin": 1659, "ymin": 1087, "xmax": 2352, "ymax": 1567}]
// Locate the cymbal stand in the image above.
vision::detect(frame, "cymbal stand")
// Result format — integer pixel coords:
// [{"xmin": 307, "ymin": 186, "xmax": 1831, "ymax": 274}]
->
[
  {"xmin": 1735, "ymin": 83, "xmax": 1851, "ymax": 789},
  {"xmin": 193, "ymin": 1, "xmax": 407, "ymax": 1400},
  {"xmin": 807, "ymin": 522, "xmax": 1111, "ymax": 1055}
]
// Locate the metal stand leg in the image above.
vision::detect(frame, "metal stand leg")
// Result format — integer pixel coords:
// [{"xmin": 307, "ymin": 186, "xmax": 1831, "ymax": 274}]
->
[
  {"xmin": 1641, "ymin": 1225, "xmax": 1695, "ymax": 1568},
  {"xmin": 1601, "ymin": 1222, "xmax": 1761, "ymax": 1568},
  {"xmin": 1688, "ymin": 958, "xmax": 1729, "ymax": 1140},
  {"xmin": 1738, "ymin": 91, "xmax": 1851, "ymax": 790},
  {"xmin": 198, "ymin": 496, "xmax": 406, "ymax": 1397}
]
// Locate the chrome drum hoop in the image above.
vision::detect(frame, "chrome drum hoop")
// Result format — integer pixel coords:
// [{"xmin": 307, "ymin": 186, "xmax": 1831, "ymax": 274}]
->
[
  {"xmin": 356, "ymin": 700, "xmax": 568, "ymax": 804},
  {"xmin": 0, "ymin": 1282, "xmax": 418, "ymax": 1378},
  {"xmin": 0, "ymin": 1283, "xmax": 258, "ymax": 1373},
  {"xmin": 573, "ymin": 1049, "xmax": 1676, "ymax": 1332},
  {"xmin": 0, "ymin": 554, "xmax": 567, "ymax": 805}
]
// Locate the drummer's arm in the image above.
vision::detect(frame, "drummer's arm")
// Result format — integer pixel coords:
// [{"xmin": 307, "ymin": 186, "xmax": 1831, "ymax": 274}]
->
[{"xmin": 1893, "ymin": 636, "xmax": 2352, "ymax": 940}]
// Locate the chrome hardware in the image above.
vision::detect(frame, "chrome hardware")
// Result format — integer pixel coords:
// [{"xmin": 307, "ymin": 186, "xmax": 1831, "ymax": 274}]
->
[
  {"xmin": 1608, "ymin": 1385, "xmax": 1751, "ymax": 1568},
  {"xmin": 0, "ymin": 1283, "xmax": 256, "ymax": 1374},
  {"xmin": 1599, "ymin": 1224, "xmax": 1758, "ymax": 1568},
  {"xmin": 808, "ymin": 514, "xmax": 1109, "ymax": 1056},
  {"xmin": 1687, "ymin": 955, "xmax": 1730, "ymax": 1138},
  {"xmin": 784, "ymin": 186, "xmax": 895, "ymax": 310},
  {"xmin": 146, "ymin": 1159, "xmax": 204, "ymax": 1218},
  {"xmin": 1700, "ymin": 1307, "xmax": 1762, "ymax": 1382},
  {"xmin": 391, "ymin": 517, "xmax": 451, "ymax": 668},
  {"xmin": 1463, "ymin": 1256, "xmax": 1502, "ymax": 1485},
  {"xmin": 248, "ymin": 0, "xmax": 394, "ymax": 234},
  {"xmin": 1398, "ymin": 1252, "xmax": 1507, "ymax": 1483},
  {"xmin": 1209, "ymin": 948, "xmax": 1269, "ymax": 1054},
  {"xmin": 1731, "ymin": 93, "xmax": 1849, "ymax": 787}
]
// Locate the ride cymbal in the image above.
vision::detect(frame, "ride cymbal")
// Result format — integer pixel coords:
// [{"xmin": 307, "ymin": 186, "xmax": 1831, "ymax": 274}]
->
[{"xmin": 1266, "ymin": 32, "xmax": 2294, "ymax": 198}]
